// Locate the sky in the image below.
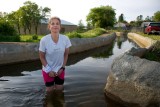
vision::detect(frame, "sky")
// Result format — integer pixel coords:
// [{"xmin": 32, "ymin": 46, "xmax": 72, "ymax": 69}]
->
[{"xmin": 0, "ymin": 0, "xmax": 160, "ymax": 25}]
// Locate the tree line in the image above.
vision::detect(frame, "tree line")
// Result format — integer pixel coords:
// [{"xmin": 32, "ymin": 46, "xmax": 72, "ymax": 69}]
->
[
  {"xmin": 0, "ymin": 1, "xmax": 160, "ymax": 36},
  {"xmin": 129, "ymin": 11, "xmax": 160, "ymax": 27},
  {"xmin": 0, "ymin": 1, "xmax": 51, "ymax": 36},
  {"xmin": 81, "ymin": 6, "xmax": 160, "ymax": 29}
]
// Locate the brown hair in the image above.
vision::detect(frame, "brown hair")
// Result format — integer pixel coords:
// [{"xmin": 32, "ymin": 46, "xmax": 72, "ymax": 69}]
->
[{"xmin": 48, "ymin": 16, "xmax": 61, "ymax": 25}]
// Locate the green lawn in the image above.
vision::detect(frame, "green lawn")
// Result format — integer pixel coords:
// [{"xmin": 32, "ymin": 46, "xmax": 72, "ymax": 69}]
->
[
  {"xmin": 20, "ymin": 28, "xmax": 108, "ymax": 42},
  {"xmin": 136, "ymin": 32, "xmax": 160, "ymax": 41},
  {"xmin": 135, "ymin": 32, "xmax": 160, "ymax": 62},
  {"xmin": 20, "ymin": 35, "xmax": 44, "ymax": 42}
]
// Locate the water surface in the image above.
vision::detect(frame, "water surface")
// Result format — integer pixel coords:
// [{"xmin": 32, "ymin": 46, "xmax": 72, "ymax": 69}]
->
[{"xmin": 0, "ymin": 34, "xmax": 138, "ymax": 107}]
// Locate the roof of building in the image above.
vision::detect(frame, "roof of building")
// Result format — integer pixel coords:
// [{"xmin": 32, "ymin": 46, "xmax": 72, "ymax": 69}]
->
[
  {"xmin": 141, "ymin": 22, "xmax": 150, "ymax": 27},
  {"xmin": 61, "ymin": 19, "xmax": 76, "ymax": 25},
  {"xmin": 114, "ymin": 22, "xmax": 126, "ymax": 27}
]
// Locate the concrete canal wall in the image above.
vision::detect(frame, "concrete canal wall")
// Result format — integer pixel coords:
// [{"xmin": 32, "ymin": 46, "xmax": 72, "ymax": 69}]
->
[
  {"xmin": 0, "ymin": 33, "xmax": 116, "ymax": 65},
  {"xmin": 128, "ymin": 33, "xmax": 156, "ymax": 49}
]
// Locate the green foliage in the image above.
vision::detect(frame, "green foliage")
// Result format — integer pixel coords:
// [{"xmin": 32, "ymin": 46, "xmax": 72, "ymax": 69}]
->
[
  {"xmin": 136, "ymin": 32, "xmax": 160, "ymax": 40},
  {"xmin": 0, "ymin": 35, "xmax": 20, "ymax": 42},
  {"xmin": 144, "ymin": 51, "xmax": 160, "ymax": 62},
  {"xmin": 81, "ymin": 28, "xmax": 107, "ymax": 38},
  {"xmin": 66, "ymin": 28, "xmax": 107, "ymax": 38},
  {"xmin": 76, "ymin": 20, "xmax": 85, "ymax": 33},
  {"xmin": 92, "ymin": 43, "xmax": 114, "ymax": 58},
  {"xmin": 144, "ymin": 41, "xmax": 160, "ymax": 62},
  {"xmin": 20, "ymin": 35, "xmax": 43, "ymax": 42},
  {"xmin": 0, "ymin": 20, "xmax": 18, "ymax": 36},
  {"xmin": 66, "ymin": 31, "xmax": 82, "ymax": 38},
  {"xmin": 86, "ymin": 6, "xmax": 116, "ymax": 28},
  {"xmin": 32, "ymin": 34, "xmax": 38, "ymax": 40},
  {"xmin": 3, "ymin": 1, "xmax": 51, "ymax": 35},
  {"xmin": 1, "ymin": 28, "xmax": 107, "ymax": 42},
  {"xmin": 135, "ymin": 32, "xmax": 160, "ymax": 62},
  {"xmin": 118, "ymin": 14, "xmax": 125, "ymax": 22},
  {"xmin": 152, "ymin": 41, "xmax": 160, "ymax": 52},
  {"xmin": 153, "ymin": 11, "xmax": 160, "ymax": 22}
]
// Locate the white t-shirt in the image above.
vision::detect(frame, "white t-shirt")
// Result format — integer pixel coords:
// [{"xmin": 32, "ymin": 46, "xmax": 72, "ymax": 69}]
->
[{"xmin": 39, "ymin": 34, "xmax": 72, "ymax": 73}]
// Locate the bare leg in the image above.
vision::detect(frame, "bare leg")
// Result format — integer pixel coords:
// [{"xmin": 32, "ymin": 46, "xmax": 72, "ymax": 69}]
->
[
  {"xmin": 55, "ymin": 85, "xmax": 64, "ymax": 91},
  {"xmin": 43, "ymin": 89, "xmax": 65, "ymax": 107},
  {"xmin": 46, "ymin": 85, "xmax": 55, "ymax": 92}
]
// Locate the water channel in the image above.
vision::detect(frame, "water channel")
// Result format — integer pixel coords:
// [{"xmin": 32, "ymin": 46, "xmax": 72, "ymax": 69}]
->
[{"xmin": 0, "ymin": 34, "xmax": 139, "ymax": 107}]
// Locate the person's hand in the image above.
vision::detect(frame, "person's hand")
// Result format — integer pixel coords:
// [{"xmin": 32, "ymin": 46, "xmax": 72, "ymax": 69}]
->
[
  {"xmin": 49, "ymin": 71, "xmax": 57, "ymax": 77},
  {"xmin": 57, "ymin": 68, "xmax": 63, "ymax": 76}
]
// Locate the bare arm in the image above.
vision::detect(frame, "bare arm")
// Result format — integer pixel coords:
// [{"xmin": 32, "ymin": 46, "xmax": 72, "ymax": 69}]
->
[
  {"xmin": 63, "ymin": 48, "xmax": 70, "ymax": 67},
  {"xmin": 39, "ymin": 51, "xmax": 47, "ymax": 67},
  {"xmin": 57, "ymin": 48, "xmax": 69, "ymax": 75}
]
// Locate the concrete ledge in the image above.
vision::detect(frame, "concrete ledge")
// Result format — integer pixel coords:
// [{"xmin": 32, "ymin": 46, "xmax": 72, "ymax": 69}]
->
[
  {"xmin": 0, "ymin": 42, "xmax": 39, "ymax": 65},
  {"xmin": 0, "ymin": 33, "xmax": 116, "ymax": 65},
  {"xmin": 128, "ymin": 33, "xmax": 156, "ymax": 49},
  {"xmin": 69, "ymin": 33, "xmax": 116, "ymax": 54}
]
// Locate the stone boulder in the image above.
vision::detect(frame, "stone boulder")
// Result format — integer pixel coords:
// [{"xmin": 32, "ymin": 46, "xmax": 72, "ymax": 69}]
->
[{"xmin": 104, "ymin": 49, "xmax": 160, "ymax": 107}]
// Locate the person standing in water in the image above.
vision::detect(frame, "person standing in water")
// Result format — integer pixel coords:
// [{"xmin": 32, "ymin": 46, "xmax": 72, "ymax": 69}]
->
[{"xmin": 39, "ymin": 16, "xmax": 72, "ymax": 92}]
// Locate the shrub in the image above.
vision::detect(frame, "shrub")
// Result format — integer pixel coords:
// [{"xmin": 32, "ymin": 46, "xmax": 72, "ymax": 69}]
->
[
  {"xmin": 0, "ymin": 35, "xmax": 20, "ymax": 42},
  {"xmin": 0, "ymin": 21, "xmax": 17, "ymax": 36},
  {"xmin": 81, "ymin": 28, "xmax": 107, "ymax": 38},
  {"xmin": 66, "ymin": 31, "xmax": 81, "ymax": 38},
  {"xmin": 32, "ymin": 34, "xmax": 38, "ymax": 40}
]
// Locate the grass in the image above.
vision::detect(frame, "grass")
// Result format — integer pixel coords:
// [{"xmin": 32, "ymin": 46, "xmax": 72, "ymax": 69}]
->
[
  {"xmin": 135, "ymin": 32, "xmax": 160, "ymax": 62},
  {"xmin": 143, "ymin": 51, "xmax": 160, "ymax": 62},
  {"xmin": 80, "ymin": 28, "xmax": 107, "ymax": 38},
  {"xmin": 20, "ymin": 35, "xmax": 44, "ymax": 42},
  {"xmin": 136, "ymin": 32, "xmax": 160, "ymax": 40},
  {"xmin": 65, "ymin": 28, "xmax": 107, "ymax": 38},
  {"xmin": 0, "ymin": 28, "xmax": 110, "ymax": 42}
]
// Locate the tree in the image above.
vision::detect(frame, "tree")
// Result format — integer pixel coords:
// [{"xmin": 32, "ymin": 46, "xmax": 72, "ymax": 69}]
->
[
  {"xmin": 0, "ymin": 12, "xmax": 18, "ymax": 36},
  {"xmin": 6, "ymin": 11, "xmax": 22, "ymax": 35},
  {"xmin": 153, "ymin": 11, "xmax": 160, "ymax": 22},
  {"xmin": 145, "ymin": 16, "xmax": 152, "ymax": 22},
  {"xmin": 86, "ymin": 6, "xmax": 116, "ymax": 29},
  {"xmin": 129, "ymin": 21, "xmax": 136, "ymax": 27},
  {"xmin": 18, "ymin": 1, "xmax": 51, "ymax": 34},
  {"xmin": 118, "ymin": 14, "xmax": 124, "ymax": 22},
  {"xmin": 0, "ymin": 20, "xmax": 17, "ymax": 36},
  {"xmin": 135, "ymin": 15, "xmax": 144, "ymax": 26},
  {"xmin": 33, "ymin": 7, "xmax": 51, "ymax": 34},
  {"xmin": 136, "ymin": 15, "xmax": 143, "ymax": 21},
  {"xmin": 77, "ymin": 20, "xmax": 85, "ymax": 32}
]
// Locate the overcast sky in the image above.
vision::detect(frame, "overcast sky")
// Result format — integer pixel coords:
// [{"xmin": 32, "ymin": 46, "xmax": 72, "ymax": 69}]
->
[{"xmin": 0, "ymin": 0, "xmax": 159, "ymax": 25}]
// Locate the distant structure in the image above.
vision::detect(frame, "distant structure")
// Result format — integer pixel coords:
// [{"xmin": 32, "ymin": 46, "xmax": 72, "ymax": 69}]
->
[
  {"xmin": 140, "ymin": 22, "xmax": 151, "ymax": 33},
  {"xmin": 114, "ymin": 22, "xmax": 127, "ymax": 30},
  {"xmin": 19, "ymin": 19, "xmax": 77, "ymax": 35}
]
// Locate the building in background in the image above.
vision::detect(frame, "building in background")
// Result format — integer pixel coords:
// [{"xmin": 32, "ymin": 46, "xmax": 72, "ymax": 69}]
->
[
  {"xmin": 19, "ymin": 19, "xmax": 77, "ymax": 35},
  {"xmin": 114, "ymin": 22, "xmax": 127, "ymax": 30}
]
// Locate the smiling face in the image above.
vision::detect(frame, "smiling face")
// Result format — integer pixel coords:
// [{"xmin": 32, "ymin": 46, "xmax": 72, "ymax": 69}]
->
[{"xmin": 48, "ymin": 18, "xmax": 61, "ymax": 33}]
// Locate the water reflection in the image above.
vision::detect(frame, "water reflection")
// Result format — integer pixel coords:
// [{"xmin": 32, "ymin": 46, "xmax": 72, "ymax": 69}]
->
[
  {"xmin": 68, "ymin": 42, "xmax": 114, "ymax": 65},
  {"xmin": 43, "ymin": 90, "xmax": 65, "ymax": 107},
  {"xmin": 0, "ymin": 60, "xmax": 41, "ymax": 77},
  {"xmin": 0, "ymin": 42, "xmax": 114, "ymax": 77},
  {"xmin": 105, "ymin": 94, "xmax": 125, "ymax": 107},
  {"xmin": 116, "ymin": 35, "xmax": 128, "ymax": 49}
]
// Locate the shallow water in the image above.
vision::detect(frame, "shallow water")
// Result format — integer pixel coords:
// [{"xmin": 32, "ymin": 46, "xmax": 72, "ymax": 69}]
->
[{"xmin": 0, "ymin": 34, "xmax": 138, "ymax": 107}]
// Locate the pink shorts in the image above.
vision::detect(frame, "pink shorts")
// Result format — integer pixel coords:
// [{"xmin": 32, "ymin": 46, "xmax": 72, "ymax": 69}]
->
[{"xmin": 42, "ymin": 70, "xmax": 65, "ymax": 83}]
